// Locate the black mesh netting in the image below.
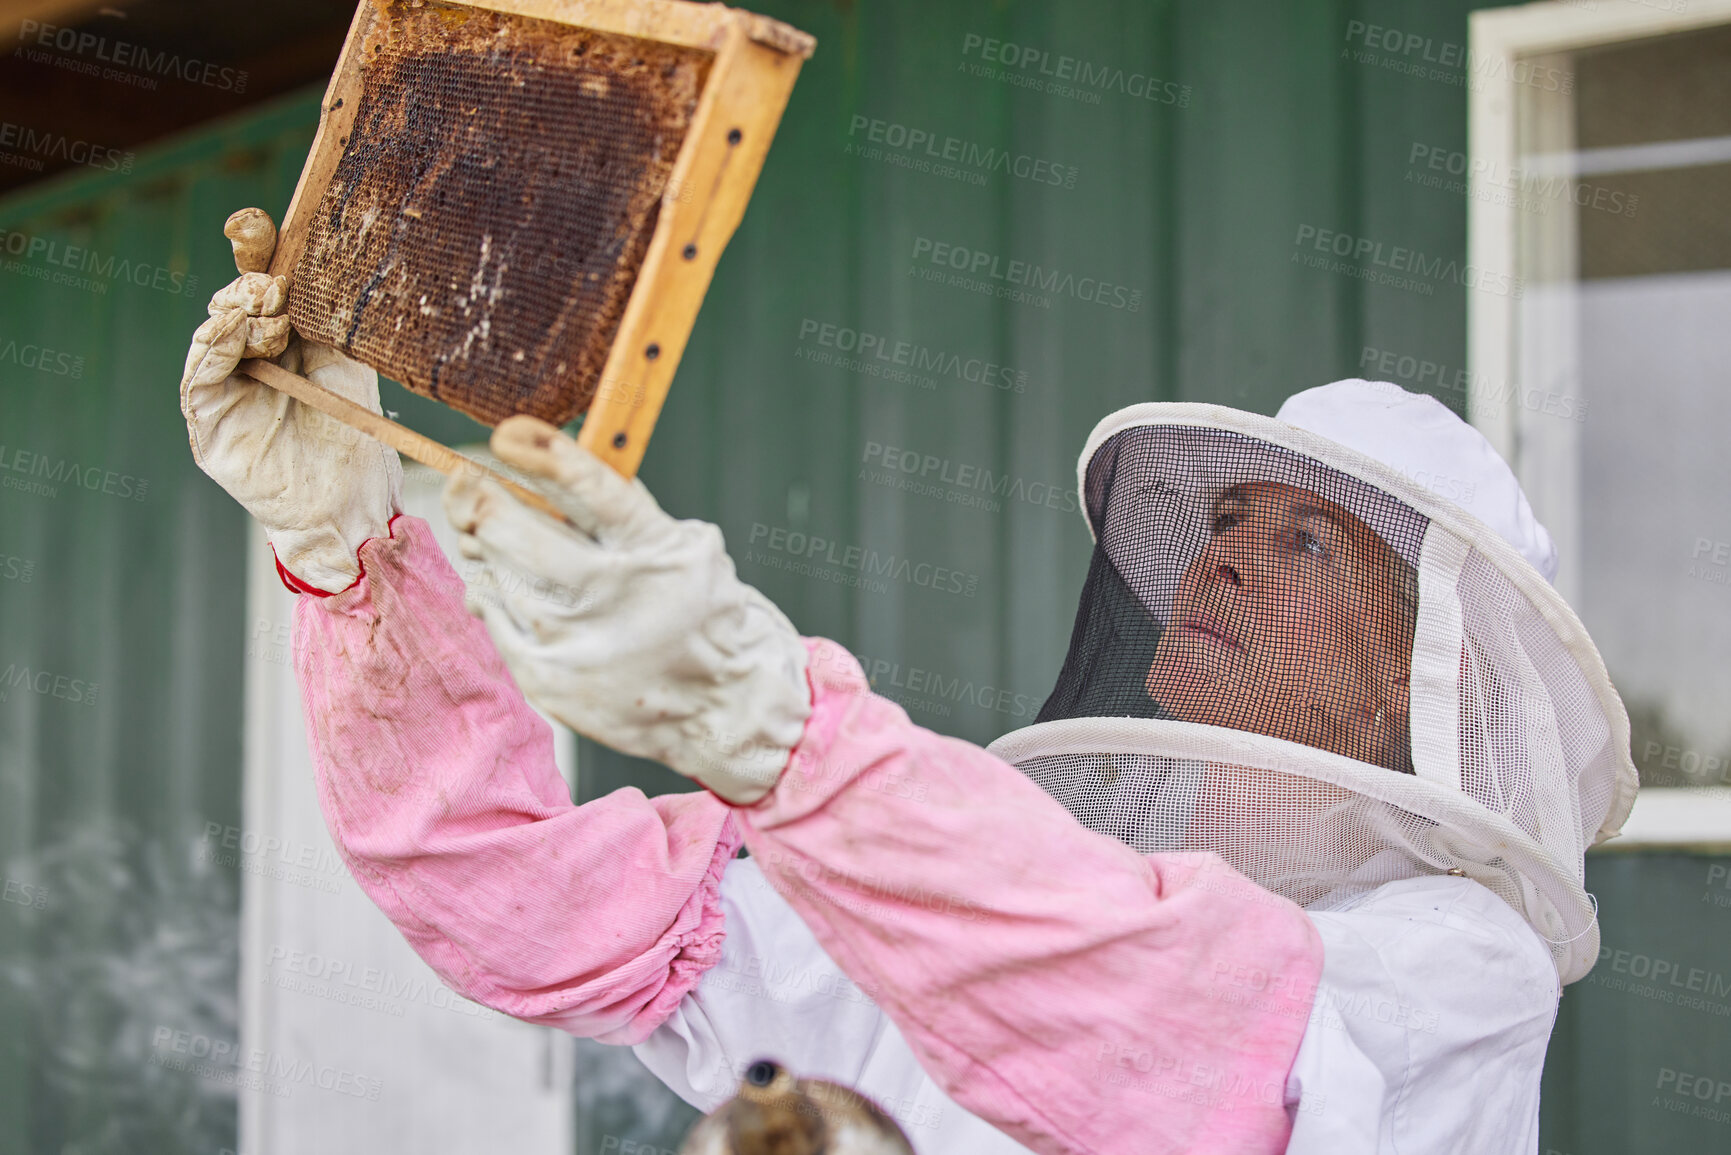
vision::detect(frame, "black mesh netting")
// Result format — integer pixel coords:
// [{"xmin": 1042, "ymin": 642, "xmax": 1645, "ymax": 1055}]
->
[
  {"xmin": 1003, "ymin": 417, "xmax": 1626, "ymax": 979},
  {"xmin": 1035, "ymin": 424, "xmax": 1428, "ymax": 774},
  {"xmin": 289, "ymin": 0, "xmax": 712, "ymax": 426}
]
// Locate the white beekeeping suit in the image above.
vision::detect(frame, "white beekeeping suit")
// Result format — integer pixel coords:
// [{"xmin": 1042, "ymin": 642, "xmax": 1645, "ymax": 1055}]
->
[{"xmin": 637, "ymin": 379, "xmax": 1636, "ymax": 1154}]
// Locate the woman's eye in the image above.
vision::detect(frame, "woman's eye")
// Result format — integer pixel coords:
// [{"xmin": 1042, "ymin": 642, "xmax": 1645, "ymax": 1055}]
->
[
  {"xmin": 1297, "ymin": 529, "xmax": 1328, "ymax": 557},
  {"xmin": 1212, "ymin": 512, "xmax": 1240, "ymax": 533}
]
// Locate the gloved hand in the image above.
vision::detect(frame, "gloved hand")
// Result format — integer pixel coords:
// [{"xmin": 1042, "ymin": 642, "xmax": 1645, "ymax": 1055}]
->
[
  {"xmin": 442, "ymin": 417, "xmax": 812, "ymax": 804},
  {"xmin": 180, "ymin": 207, "xmax": 402, "ymax": 593}
]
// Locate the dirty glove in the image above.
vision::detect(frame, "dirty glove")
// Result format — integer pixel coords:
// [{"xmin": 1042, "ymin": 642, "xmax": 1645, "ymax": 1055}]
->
[
  {"xmin": 180, "ymin": 207, "xmax": 402, "ymax": 593},
  {"xmin": 442, "ymin": 417, "xmax": 811, "ymax": 804}
]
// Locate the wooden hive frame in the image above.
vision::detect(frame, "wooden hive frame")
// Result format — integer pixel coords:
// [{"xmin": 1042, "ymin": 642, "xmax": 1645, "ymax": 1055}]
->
[{"xmin": 243, "ymin": 0, "xmax": 814, "ymax": 494}]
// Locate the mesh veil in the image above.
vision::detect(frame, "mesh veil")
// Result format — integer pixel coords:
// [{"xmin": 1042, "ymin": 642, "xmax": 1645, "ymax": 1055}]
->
[{"xmin": 992, "ymin": 405, "xmax": 1637, "ymax": 984}]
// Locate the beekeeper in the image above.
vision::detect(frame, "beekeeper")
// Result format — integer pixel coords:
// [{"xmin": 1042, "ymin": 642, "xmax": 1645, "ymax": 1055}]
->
[{"xmin": 183, "ymin": 213, "xmax": 1636, "ymax": 1155}]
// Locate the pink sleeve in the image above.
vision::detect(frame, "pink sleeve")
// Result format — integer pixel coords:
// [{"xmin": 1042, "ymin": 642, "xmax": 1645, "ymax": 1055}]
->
[
  {"xmin": 734, "ymin": 639, "xmax": 1325, "ymax": 1155},
  {"xmin": 293, "ymin": 515, "xmax": 742, "ymax": 1045}
]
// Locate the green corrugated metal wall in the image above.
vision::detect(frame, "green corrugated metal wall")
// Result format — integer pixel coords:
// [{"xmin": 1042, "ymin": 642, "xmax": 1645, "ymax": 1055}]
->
[
  {"xmin": 3, "ymin": 2, "xmax": 1728, "ymax": 1152},
  {"xmin": 584, "ymin": 0, "xmax": 1500, "ymax": 798},
  {"xmin": 0, "ymin": 95, "xmax": 318, "ymax": 1155}
]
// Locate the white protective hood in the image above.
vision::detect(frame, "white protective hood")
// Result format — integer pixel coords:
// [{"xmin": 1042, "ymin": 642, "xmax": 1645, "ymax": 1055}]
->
[{"xmin": 988, "ymin": 380, "xmax": 1637, "ymax": 984}]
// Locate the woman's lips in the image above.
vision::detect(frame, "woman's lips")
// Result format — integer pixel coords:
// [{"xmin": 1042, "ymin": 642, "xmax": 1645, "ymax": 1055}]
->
[{"xmin": 1181, "ymin": 615, "xmax": 1240, "ymax": 650}]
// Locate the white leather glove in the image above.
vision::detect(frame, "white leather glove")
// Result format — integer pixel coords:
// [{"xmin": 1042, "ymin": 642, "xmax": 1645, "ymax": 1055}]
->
[
  {"xmin": 442, "ymin": 417, "xmax": 812, "ymax": 804},
  {"xmin": 180, "ymin": 208, "xmax": 401, "ymax": 593}
]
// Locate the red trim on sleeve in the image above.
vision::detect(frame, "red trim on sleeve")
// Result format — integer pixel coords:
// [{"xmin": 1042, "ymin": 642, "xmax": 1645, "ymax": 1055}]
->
[
  {"xmin": 273, "ymin": 552, "xmax": 339, "ymax": 597},
  {"xmin": 271, "ymin": 514, "xmax": 404, "ymax": 597}
]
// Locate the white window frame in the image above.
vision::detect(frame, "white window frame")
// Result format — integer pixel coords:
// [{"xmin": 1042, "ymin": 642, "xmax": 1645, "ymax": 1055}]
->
[
  {"xmin": 1468, "ymin": 0, "xmax": 1731, "ymax": 445},
  {"xmin": 1468, "ymin": 0, "xmax": 1731, "ymax": 848}
]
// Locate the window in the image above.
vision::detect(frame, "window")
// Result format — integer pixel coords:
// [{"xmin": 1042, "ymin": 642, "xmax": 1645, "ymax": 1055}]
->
[{"xmin": 1470, "ymin": 0, "xmax": 1731, "ymax": 841}]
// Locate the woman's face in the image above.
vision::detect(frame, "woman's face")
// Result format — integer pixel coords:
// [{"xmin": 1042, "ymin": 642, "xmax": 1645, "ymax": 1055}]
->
[{"xmin": 1145, "ymin": 481, "xmax": 1413, "ymax": 771}]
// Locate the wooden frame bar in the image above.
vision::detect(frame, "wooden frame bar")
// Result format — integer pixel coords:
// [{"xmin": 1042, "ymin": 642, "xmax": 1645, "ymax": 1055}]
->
[
  {"xmin": 236, "ymin": 358, "xmax": 573, "ymax": 523},
  {"xmin": 264, "ymin": 0, "xmax": 813, "ymax": 480}
]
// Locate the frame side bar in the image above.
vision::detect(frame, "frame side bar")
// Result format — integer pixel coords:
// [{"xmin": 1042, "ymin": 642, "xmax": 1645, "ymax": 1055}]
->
[
  {"xmin": 269, "ymin": 0, "xmax": 373, "ymax": 278},
  {"xmin": 451, "ymin": 0, "xmax": 813, "ymax": 55},
  {"xmin": 575, "ymin": 23, "xmax": 809, "ymax": 477}
]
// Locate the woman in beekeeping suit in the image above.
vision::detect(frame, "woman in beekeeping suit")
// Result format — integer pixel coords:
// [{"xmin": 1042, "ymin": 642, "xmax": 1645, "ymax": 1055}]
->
[{"xmin": 182, "ymin": 215, "xmax": 1636, "ymax": 1155}]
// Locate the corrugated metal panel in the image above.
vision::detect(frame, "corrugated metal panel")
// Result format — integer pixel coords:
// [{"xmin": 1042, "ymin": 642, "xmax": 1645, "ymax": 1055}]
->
[
  {"xmin": 578, "ymin": 0, "xmax": 1511, "ymax": 779},
  {"xmin": 1549, "ymin": 851, "xmax": 1731, "ymax": 1155},
  {"xmin": 0, "ymin": 91, "xmax": 320, "ymax": 1154}
]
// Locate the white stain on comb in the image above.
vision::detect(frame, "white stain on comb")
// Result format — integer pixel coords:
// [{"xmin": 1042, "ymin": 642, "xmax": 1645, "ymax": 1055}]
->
[{"xmin": 452, "ymin": 234, "xmax": 507, "ymax": 362}]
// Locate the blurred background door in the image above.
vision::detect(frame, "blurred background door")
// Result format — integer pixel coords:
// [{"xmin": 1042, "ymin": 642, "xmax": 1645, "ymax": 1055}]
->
[{"xmin": 239, "ymin": 459, "xmax": 575, "ymax": 1154}]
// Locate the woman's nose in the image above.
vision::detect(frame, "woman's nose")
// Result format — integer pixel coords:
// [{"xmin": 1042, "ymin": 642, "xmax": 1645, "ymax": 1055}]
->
[{"xmin": 1210, "ymin": 561, "xmax": 1243, "ymax": 588}]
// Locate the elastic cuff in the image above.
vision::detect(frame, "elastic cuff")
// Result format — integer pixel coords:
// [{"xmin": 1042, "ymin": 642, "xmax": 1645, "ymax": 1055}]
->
[
  {"xmin": 601, "ymin": 811, "xmax": 748, "ymax": 1044},
  {"xmin": 271, "ymin": 514, "xmax": 404, "ymax": 597}
]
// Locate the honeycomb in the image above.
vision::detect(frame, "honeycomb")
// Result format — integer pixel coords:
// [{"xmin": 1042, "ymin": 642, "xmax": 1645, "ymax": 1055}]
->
[{"xmin": 289, "ymin": 0, "xmax": 712, "ymax": 426}]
